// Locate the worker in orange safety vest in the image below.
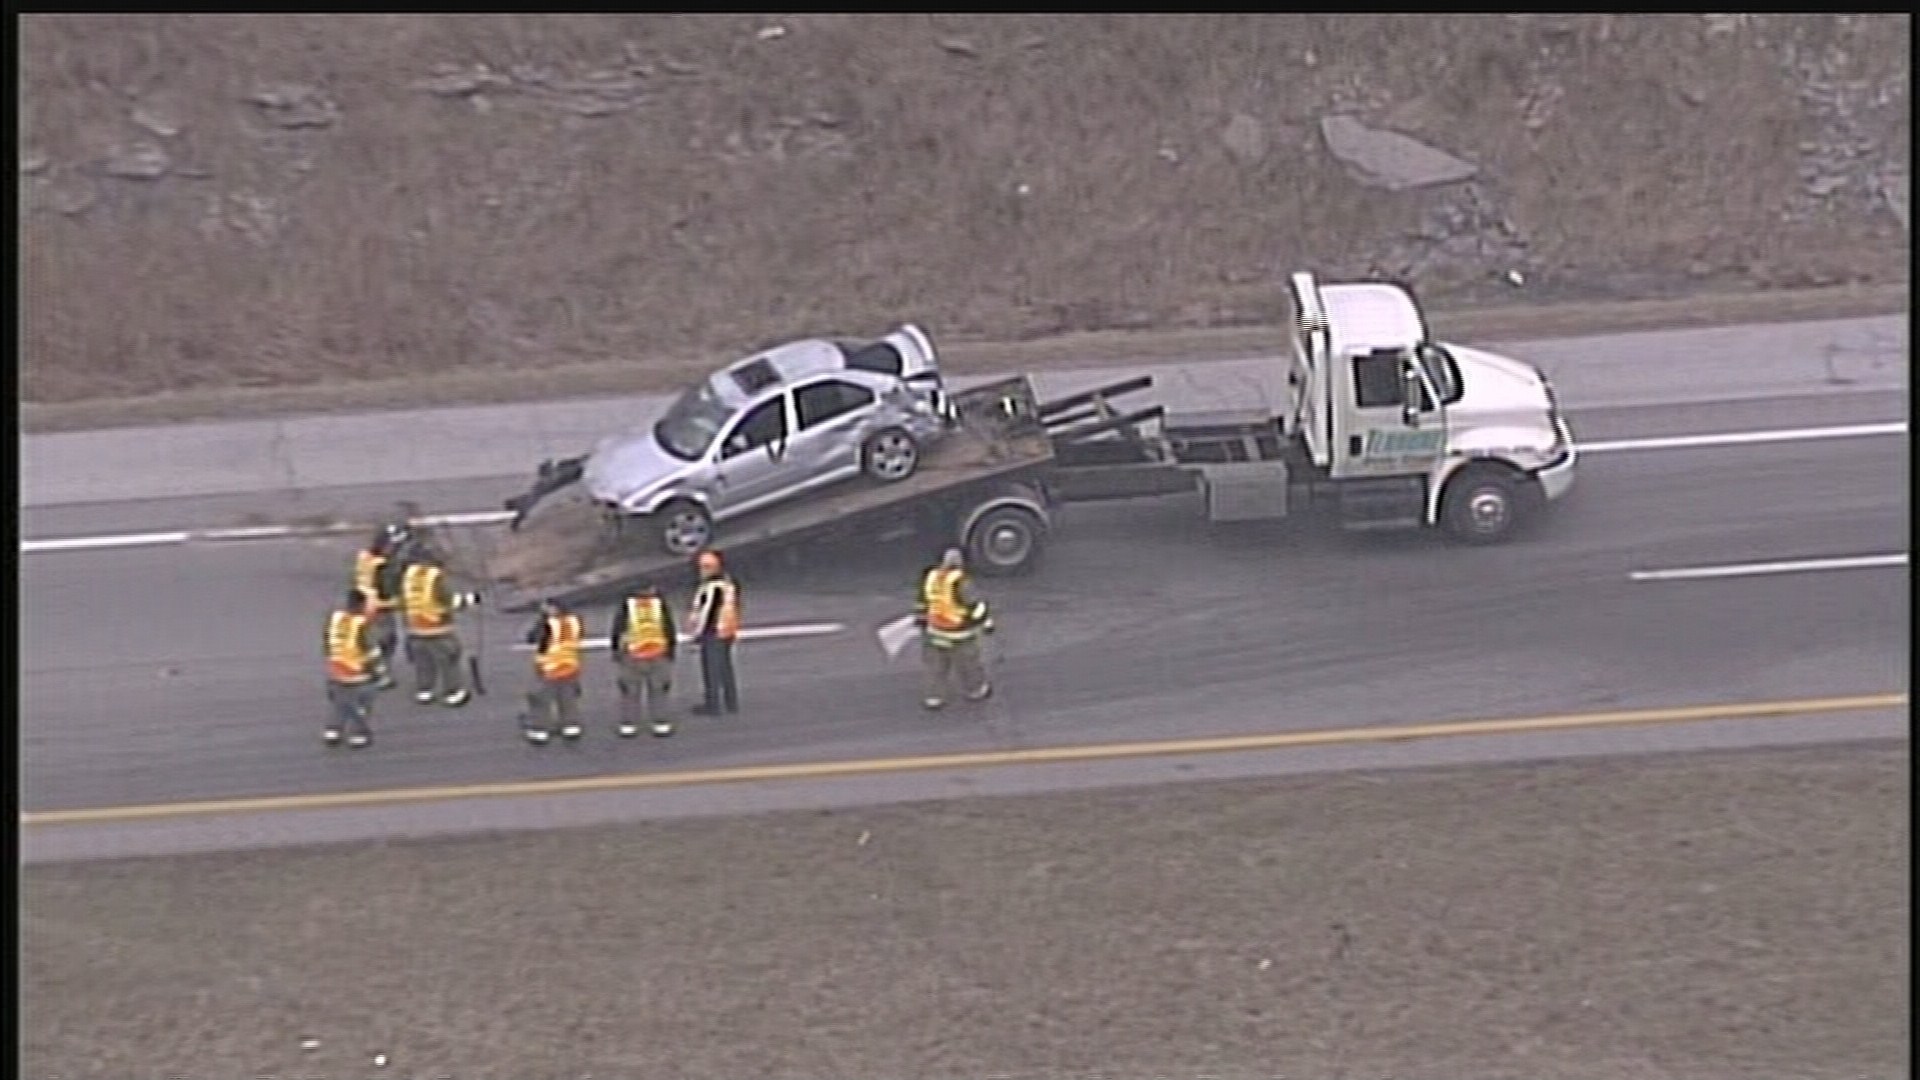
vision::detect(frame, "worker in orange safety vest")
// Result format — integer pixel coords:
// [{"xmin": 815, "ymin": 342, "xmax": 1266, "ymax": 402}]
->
[
  {"xmin": 609, "ymin": 577, "xmax": 679, "ymax": 738},
  {"xmin": 400, "ymin": 552, "xmax": 478, "ymax": 707},
  {"xmin": 521, "ymin": 597, "xmax": 586, "ymax": 745},
  {"xmin": 687, "ymin": 550, "xmax": 742, "ymax": 716},
  {"xmin": 916, "ymin": 547, "xmax": 995, "ymax": 710},
  {"xmin": 350, "ymin": 525, "xmax": 403, "ymax": 689},
  {"xmin": 324, "ymin": 588, "xmax": 384, "ymax": 749}
]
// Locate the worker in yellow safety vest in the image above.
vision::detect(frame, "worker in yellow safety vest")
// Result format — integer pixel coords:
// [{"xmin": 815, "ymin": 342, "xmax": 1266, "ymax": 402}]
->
[
  {"xmin": 350, "ymin": 525, "xmax": 404, "ymax": 689},
  {"xmin": 324, "ymin": 589, "xmax": 384, "ymax": 749},
  {"xmin": 610, "ymin": 577, "xmax": 679, "ymax": 738},
  {"xmin": 687, "ymin": 550, "xmax": 742, "ymax": 716},
  {"xmin": 521, "ymin": 597, "xmax": 586, "ymax": 745},
  {"xmin": 916, "ymin": 547, "xmax": 995, "ymax": 710},
  {"xmin": 400, "ymin": 552, "xmax": 479, "ymax": 707}
]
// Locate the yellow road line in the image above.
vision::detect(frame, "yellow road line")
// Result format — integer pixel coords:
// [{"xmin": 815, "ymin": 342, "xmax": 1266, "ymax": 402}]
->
[{"xmin": 22, "ymin": 692, "xmax": 1908, "ymax": 827}]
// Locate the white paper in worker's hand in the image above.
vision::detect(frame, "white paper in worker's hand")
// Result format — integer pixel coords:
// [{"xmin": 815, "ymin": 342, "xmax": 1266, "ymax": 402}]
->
[{"xmin": 875, "ymin": 614, "xmax": 919, "ymax": 661}]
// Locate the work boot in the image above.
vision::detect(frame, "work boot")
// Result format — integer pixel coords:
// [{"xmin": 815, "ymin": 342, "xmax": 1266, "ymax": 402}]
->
[
  {"xmin": 559, "ymin": 724, "xmax": 583, "ymax": 741},
  {"xmin": 346, "ymin": 732, "xmax": 372, "ymax": 750},
  {"xmin": 442, "ymin": 688, "xmax": 472, "ymax": 708},
  {"xmin": 650, "ymin": 721, "xmax": 675, "ymax": 738},
  {"xmin": 323, "ymin": 728, "xmax": 343, "ymax": 746},
  {"xmin": 617, "ymin": 723, "xmax": 639, "ymax": 738},
  {"xmin": 524, "ymin": 727, "xmax": 552, "ymax": 746}
]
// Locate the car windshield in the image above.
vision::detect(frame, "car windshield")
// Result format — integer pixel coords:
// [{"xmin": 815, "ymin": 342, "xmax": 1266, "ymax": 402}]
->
[{"xmin": 654, "ymin": 378, "xmax": 734, "ymax": 461}]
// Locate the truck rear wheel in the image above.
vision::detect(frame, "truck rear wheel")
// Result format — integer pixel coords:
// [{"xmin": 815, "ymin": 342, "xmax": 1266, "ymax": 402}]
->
[
  {"xmin": 1441, "ymin": 465, "xmax": 1524, "ymax": 544},
  {"xmin": 966, "ymin": 505, "xmax": 1047, "ymax": 576}
]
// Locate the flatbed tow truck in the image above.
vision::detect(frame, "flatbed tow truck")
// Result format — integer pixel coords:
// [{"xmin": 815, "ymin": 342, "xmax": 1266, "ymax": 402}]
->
[{"xmin": 468, "ymin": 273, "xmax": 1577, "ymax": 612}]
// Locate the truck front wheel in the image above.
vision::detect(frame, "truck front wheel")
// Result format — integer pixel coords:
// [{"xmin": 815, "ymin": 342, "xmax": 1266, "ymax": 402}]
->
[
  {"xmin": 966, "ymin": 505, "xmax": 1048, "ymax": 576},
  {"xmin": 1441, "ymin": 465, "xmax": 1526, "ymax": 545}
]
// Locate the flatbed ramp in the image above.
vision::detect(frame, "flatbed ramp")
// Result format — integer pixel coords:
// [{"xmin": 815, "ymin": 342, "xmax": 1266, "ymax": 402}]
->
[{"xmin": 479, "ymin": 377, "xmax": 1056, "ymax": 611}]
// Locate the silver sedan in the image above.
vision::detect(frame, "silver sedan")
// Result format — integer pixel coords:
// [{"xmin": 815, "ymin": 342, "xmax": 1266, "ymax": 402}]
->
[{"xmin": 584, "ymin": 325, "xmax": 950, "ymax": 555}]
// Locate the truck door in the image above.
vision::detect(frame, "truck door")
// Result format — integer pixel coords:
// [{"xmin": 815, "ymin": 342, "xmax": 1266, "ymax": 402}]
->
[{"xmin": 1330, "ymin": 348, "xmax": 1448, "ymax": 480}]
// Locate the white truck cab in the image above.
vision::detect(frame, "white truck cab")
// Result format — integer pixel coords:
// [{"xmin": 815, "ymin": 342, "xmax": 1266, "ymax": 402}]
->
[{"xmin": 1284, "ymin": 272, "xmax": 1576, "ymax": 541}]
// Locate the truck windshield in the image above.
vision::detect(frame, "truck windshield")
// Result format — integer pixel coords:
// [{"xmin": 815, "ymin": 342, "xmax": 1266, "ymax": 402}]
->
[{"xmin": 654, "ymin": 378, "xmax": 734, "ymax": 461}]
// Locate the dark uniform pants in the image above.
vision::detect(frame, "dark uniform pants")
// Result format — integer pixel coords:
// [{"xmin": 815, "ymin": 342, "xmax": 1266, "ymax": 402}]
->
[
  {"xmin": 618, "ymin": 655, "xmax": 674, "ymax": 731},
  {"xmin": 326, "ymin": 679, "xmax": 376, "ymax": 737},
  {"xmin": 697, "ymin": 637, "xmax": 739, "ymax": 713},
  {"xmin": 407, "ymin": 631, "xmax": 467, "ymax": 700},
  {"xmin": 923, "ymin": 637, "xmax": 989, "ymax": 704},
  {"xmin": 368, "ymin": 608, "xmax": 398, "ymax": 684},
  {"xmin": 525, "ymin": 676, "xmax": 582, "ymax": 734}
]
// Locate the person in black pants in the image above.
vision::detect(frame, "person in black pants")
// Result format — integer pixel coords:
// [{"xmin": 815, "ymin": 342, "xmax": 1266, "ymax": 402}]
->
[{"xmin": 687, "ymin": 549, "xmax": 740, "ymax": 715}]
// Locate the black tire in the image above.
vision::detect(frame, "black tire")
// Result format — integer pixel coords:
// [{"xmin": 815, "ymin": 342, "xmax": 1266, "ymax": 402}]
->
[
  {"xmin": 654, "ymin": 499, "xmax": 713, "ymax": 557},
  {"xmin": 1441, "ymin": 464, "xmax": 1525, "ymax": 545},
  {"xmin": 862, "ymin": 428, "xmax": 920, "ymax": 483},
  {"xmin": 966, "ymin": 505, "xmax": 1048, "ymax": 576}
]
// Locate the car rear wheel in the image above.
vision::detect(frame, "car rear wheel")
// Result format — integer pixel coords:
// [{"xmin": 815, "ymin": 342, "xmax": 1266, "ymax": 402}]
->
[
  {"xmin": 862, "ymin": 429, "xmax": 920, "ymax": 483},
  {"xmin": 655, "ymin": 499, "xmax": 713, "ymax": 556}
]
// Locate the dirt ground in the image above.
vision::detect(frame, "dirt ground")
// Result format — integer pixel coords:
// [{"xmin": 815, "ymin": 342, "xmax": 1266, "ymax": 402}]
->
[
  {"xmin": 21, "ymin": 743, "xmax": 1911, "ymax": 1079},
  {"xmin": 18, "ymin": 14, "xmax": 1911, "ymax": 419}
]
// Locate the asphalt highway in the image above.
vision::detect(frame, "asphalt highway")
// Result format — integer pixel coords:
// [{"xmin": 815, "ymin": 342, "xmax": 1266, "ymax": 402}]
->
[{"xmin": 19, "ymin": 386, "xmax": 1910, "ymax": 860}]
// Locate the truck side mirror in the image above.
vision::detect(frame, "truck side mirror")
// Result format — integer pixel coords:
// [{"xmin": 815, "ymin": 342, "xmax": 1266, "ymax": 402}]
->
[{"xmin": 1401, "ymin": 362, "xmax": 1423, "ymax": 427}]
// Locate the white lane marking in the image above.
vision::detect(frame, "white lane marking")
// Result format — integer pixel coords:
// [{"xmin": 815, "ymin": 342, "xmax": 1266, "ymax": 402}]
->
[
  {"xmin": 1630, "ymin": 553, "xmax": 1909, "ymax": 582},
  {"xmin": 20, "ymin": 530, "xmax": 191, "ymax": 554},
  {"xmin": 18, "ymin": 421, "xmax": 1910, "ymax": 555},
  {"xmin": 200, "ymin": 523, "xmax": 359, "ymax": 541},
  {"xmin": 419, "ymin": 510, "xmax": 516, "ymax": 528},
  {"xmin": 1579, "ymin": 421, "xmax": 1906, "ymax": 454},
  {"xmin": 19, "ymin": 512, "xmax": 514, "ymax": 553},
  {"xmin": 507, "ymin": 622, "xmax": 847, "ymax": 650}
]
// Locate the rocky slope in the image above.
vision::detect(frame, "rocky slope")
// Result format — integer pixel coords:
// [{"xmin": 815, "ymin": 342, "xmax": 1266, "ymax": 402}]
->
[{"xmin": 19, "ymin": 14, "xmax": 1910, "ymax": 404}]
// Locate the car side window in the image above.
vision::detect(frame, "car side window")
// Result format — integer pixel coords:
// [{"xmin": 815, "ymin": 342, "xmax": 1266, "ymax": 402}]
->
[
  {"xmin": 1351, "ymin": 351, "xmax": 1406, "ymax": 410},
  {"xmin": 795, "ymin": 380, "xmax": 876, "ymax": 430},
  {"xmin": 842, "ymin": 341, "xmax": 904, "ymax": 377},
  {"xmin": 722, "ymin": 397, "xmax": 789, "ymax": 459}
]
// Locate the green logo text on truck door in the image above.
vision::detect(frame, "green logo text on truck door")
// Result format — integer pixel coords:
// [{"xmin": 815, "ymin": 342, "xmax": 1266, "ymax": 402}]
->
[{"xmin": 1363, "ymin": 428, "xmax": 1446, "ymax": 460}]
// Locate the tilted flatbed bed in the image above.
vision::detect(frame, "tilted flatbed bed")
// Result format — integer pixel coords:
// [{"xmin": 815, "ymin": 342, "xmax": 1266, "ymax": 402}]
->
[
  {"xmin": 457, "ymin": 372, "xmax": 1368, "ymax": 613},
  {"xmin": 479, "ymin": 376, "xmax": 1078, "ymax": 611}
]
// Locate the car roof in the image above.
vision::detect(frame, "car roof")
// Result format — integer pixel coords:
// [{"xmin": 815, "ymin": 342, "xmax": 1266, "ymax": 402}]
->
[{"xmin": 721, "ymin": 339, "xmax": 844, "ymax": 396}]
